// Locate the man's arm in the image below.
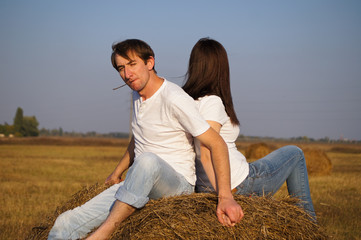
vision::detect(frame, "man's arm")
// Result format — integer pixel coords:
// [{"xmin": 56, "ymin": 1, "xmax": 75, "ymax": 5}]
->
[
  {"xmin": 198, "ymin": 121, "xmax": 221, "ymax": 191},
  {"xmin": 105, "ymin": 136, "xmax": 135, "ymax": 185},
  {"xmin": 196, "ymin": 127, "xmax": 244, "ymax": 226}
]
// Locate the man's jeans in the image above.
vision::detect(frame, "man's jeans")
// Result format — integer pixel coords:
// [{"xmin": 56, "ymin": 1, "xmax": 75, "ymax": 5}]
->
[
  {"xmin": 235, "ymin": 145, "xmax": 316, "ymax": 219},
  {"xmin": 48, "ymin": 152, "xmax": 193, "ymax": 240},
  {"xmin": 47, "ymin": 183, "xmax": 121, "ymax": 240}
]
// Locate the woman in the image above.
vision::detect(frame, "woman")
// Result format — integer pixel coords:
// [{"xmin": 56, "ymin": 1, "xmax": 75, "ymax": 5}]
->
[{"xmin": 183, "ymin": 38, "xmax": 316, "ymax": 220}]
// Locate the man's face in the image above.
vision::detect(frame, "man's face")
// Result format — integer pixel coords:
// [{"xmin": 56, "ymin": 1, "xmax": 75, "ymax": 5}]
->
[{"xmin": 114, "ymin": 52, "xmax": 153, "ymax": 92}]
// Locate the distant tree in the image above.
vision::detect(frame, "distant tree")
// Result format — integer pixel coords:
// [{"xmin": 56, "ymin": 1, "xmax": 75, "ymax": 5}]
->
[
  {"xmin": 0, "ymin": 124, "xmax": 5, "ymax": 134},
  {"xmin": 302, "ymin": 136, "xmax": 310, "ymax": 142},
  {"xmin": 22, "ymin": 116, "xmax": 39, "ymax": 136},
  {"xmin": 51, "ymin": 128, "xmax": 59, "ymax": 136},
  {"xmin": 320, "ymin": 136, "xmax": 330, "ymax": 143},
  {"xmin": 4, "ymin": 123, "xmax": 14, "ymax": 136},
  {"xmin": 86, "ymin": 131, "xmax": 97, "ymax": 137},
  {"xmin": 13, "ymin": 107, "xmax": 24, "ymax": 136},
  {"xmin": 39, "ymin": 128, "xmax": 50, "ymax": 136}
]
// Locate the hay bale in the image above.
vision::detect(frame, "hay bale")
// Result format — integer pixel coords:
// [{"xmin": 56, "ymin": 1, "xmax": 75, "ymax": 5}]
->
[
  {"xmin": 25, "ymin": 183, "xmax": 108, "ymax": 240},
  {"xmin": 245, "ymin": 142, "xmax": 271, "ymax": 160},
  {"xmin": 110, "ymin": 193, "xmax": 326, "ymax": 240},
  {"xmin": 303, "ymin": 148, "xmax": 332, "ymax": 176},
  {"xmin": 26, "ymin": 184, "xmax": 327, "ymax": 240}
]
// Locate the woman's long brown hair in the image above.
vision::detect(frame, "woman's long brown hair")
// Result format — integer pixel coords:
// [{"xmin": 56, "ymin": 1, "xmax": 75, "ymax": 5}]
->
[{"xmin": 183, "ymin": 38, "xmax": 239, "ymax": 125}]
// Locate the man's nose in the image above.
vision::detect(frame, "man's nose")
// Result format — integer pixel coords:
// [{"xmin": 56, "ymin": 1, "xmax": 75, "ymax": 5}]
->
[{"xmin": 124, "ymin": 66, "xmax": 132, "ymax": 80}]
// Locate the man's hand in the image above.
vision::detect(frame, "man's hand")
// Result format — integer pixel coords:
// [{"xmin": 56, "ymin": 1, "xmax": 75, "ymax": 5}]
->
[
  {"xmin": 105, "ymin": 172, "xmax": 122, "ymax": 186},
  {"xmin": 216, "ymin": 196, "xmax": 244, "ymax": 227}
]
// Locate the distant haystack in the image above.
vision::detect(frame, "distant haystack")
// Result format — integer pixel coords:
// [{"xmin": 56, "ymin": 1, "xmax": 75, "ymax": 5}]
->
[
  {"xmin": 303, "ymin": 148, "xmax": 332, "ymax": 176},
  {"xmin": 245, "ymin": 142, "xmax": 271, "ymax": 160},
  {"xmin": 26, "ymin": 184, "xmax": 327, "ymax": 240}
]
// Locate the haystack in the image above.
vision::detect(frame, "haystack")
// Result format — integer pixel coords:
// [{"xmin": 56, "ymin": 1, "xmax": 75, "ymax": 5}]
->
[
  {"xmin": 245, "ymin": 142, "xmax": 271, "ymax": 160},
  {"xmin": 26, "ymin": 183, "xmax": 327, "ymax": 240},
  {"xmin": 25, "ymin": 183, "xmax": 108, "ymax": 240},
  {"xmin": 303, "ymin": 148, "xmax": 332, "ymax": 176}
]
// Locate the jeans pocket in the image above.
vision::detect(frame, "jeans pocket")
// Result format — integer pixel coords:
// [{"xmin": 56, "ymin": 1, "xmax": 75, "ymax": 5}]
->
[{"xmin": 235, "ymin": 175, "xmax": 254, "ymax": 195}]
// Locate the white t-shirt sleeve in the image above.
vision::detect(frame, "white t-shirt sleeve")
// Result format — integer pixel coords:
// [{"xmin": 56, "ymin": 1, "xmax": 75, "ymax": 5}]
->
[
  {"xmin": 171, "ymin": 94, "xmax": 210, "ymax": 137},
  {"xmin": 198, "ymin": 96, "xmax": 229, "ymax": 125}
]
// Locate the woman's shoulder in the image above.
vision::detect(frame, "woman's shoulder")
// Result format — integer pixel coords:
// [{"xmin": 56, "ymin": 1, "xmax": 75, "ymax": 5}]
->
[
  {"xmin": 197, "ymin": 95, "xmax": 224, "ymax": 108},
  {"xmin": 197, "ymin": 95, "xmax": 228, "ymax": 122}
]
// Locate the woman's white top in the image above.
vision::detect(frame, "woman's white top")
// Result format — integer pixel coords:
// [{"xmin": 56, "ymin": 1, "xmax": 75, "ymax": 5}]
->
[{"xmin": 195, "ymin": 95, "xmax": 249, "ymax": 190}]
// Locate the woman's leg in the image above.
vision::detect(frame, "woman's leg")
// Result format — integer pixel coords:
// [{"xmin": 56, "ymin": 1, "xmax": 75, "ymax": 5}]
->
[
  {"xmin": 235, "ymin": 145, "xmax": 316, "ymax": 219},
  {"xmin": 47, "ymin": 182, "xmax": 122, "ymax": 240}
]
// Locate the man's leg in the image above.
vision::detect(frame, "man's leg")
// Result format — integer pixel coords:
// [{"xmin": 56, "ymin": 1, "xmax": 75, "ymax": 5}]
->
[
  {"xmin": 48, "ymin": 182, "xmax": 122, "ymax": 240},
  {"xmin": 87, "ymin": 152, "xmax": 193, "ymax": 239},
  {"xmin": 116, "ymin": 152, "xmax": 193, "ymax": 208},
  {"xmin": 86, "ymin": 201, "xmax": 135, "ymax": 240}
]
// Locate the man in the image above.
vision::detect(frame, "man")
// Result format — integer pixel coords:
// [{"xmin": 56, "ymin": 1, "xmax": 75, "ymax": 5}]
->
[{"xmin": 49, "ymin": 39, "xmax": 243, "ymax": 240}]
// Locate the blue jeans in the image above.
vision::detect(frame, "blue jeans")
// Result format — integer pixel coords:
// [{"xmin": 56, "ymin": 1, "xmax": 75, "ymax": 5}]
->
[
  {"xmin": 48, "ymin": 152, "xmax": 193, "ymax": 240},
  {"xmin": 235, "ymin": 145, "xmax": 316, "ymax": 219},
  {"xmin": 48, "ymin": 183, "xmax": 122, "ymax": 240},
  {"xmin": 115, "ymin": 152, "xmax": 194, "ymax": 208}
]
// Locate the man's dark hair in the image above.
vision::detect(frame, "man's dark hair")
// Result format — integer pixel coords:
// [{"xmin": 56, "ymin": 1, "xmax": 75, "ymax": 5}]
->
[{"xmin": 111, "ymin": 39, "xmax": 156, "ymax": 73}]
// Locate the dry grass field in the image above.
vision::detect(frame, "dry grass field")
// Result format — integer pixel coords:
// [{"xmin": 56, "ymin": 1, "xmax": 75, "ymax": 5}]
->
[{"xmin": 0, "ymin": 137, "xmax": 360, "ymax": 239}]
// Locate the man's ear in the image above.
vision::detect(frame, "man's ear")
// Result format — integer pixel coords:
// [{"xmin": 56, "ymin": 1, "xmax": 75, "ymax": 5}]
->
[{"xmin": 146, "ymin": 56, "xmax": 155, "ymax": 71}]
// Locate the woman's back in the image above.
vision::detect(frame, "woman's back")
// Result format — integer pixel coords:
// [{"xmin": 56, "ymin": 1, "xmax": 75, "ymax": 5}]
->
[{"xmin": 194, "ymin": 95, "xmax": 249, "ymax": 192}]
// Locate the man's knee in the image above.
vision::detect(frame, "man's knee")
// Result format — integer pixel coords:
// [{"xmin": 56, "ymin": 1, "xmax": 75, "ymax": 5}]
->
[
  {"xmin": 133, "ymin": 152, "xmax": 161, "ymax": 171},
  {"xmin": 135, "ymin": 152, "xmax": 159, "ymax": 162}
]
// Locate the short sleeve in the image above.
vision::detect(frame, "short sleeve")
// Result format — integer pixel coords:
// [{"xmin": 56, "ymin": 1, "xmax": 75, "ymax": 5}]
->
[
  {"xmin": 171, "ymin": 93, "xmax": 210, "ymax": 137},
  {"xmin": 197, "ymin": 95, "xmax": 229, "ymax": 125}
]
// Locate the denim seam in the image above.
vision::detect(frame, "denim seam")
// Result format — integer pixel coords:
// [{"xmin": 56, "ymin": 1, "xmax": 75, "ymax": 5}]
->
[{"xmin": 69, "ymin": 211, "xmax": 110, "ymax": 238}]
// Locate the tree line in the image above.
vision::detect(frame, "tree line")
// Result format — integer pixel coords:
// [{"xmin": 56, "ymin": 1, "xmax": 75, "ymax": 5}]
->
[
  {"xmin": 1, "ymin": 108, "xmax": 358, "ymax": 143},
  {"xmin": 0, "ymin": 107, "xmax": 128, "ymax": 138},
  {"xmin": 0, "ymin": 107, "xmax": 39, "ymax": 137},
  {"xmin": 39, "ymin": 128, "xmax": 129, "ymax": 138}
]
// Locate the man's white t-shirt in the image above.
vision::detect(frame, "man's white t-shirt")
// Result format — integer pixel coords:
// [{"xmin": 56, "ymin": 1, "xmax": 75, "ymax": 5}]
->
[
  {"xmin": 131, "ymin": 79, "xmax": 210, "ymax": 185},
  {"xmin": 195, "ymin": 95, "xmax": 249, "ymax": 190}
]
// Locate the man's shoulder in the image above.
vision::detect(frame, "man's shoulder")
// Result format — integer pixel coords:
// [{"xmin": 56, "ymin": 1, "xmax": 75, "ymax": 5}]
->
[
  {"xmin": 157, "ymin": 80, "xmax": 196, "ymax": 113},
  {"xmin": 163, "ymin": 79, "xmax": 182, "ymax": 92},
  {"xmin": 161, "ymin": 80, "xmax": 189, "ymax": 99}
]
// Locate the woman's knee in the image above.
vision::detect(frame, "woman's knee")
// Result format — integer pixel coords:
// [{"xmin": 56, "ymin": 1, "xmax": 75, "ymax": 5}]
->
[
  {"xmin": 282, "ymin": 145, "xmax": 304, "ymax": 158},
  {"xmin": 282, "ymin": 146, "xmax": 307, "ymax": 170}
]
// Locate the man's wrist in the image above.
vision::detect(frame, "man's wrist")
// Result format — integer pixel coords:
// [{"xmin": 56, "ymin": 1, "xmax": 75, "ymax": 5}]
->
[{"xmin": 217, "ymin": 192, "xmax": 234, "ymax": 201}]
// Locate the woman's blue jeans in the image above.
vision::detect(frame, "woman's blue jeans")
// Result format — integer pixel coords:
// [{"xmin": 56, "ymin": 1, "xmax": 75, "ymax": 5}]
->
[{"xmin": 235, "ymin": 145, "xmax": 316, "ymax": 219}]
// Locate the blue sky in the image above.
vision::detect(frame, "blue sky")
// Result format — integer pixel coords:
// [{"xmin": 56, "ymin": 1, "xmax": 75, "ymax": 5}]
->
[{"xmin": 1, "ymin": 0, "xmax": 360, "ymax": 140}]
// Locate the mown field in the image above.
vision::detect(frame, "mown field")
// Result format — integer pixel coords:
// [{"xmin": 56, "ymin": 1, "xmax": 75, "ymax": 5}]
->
[{"xmin": 0, "ymin": 137, "xmax": 360, "ymax": 239}]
